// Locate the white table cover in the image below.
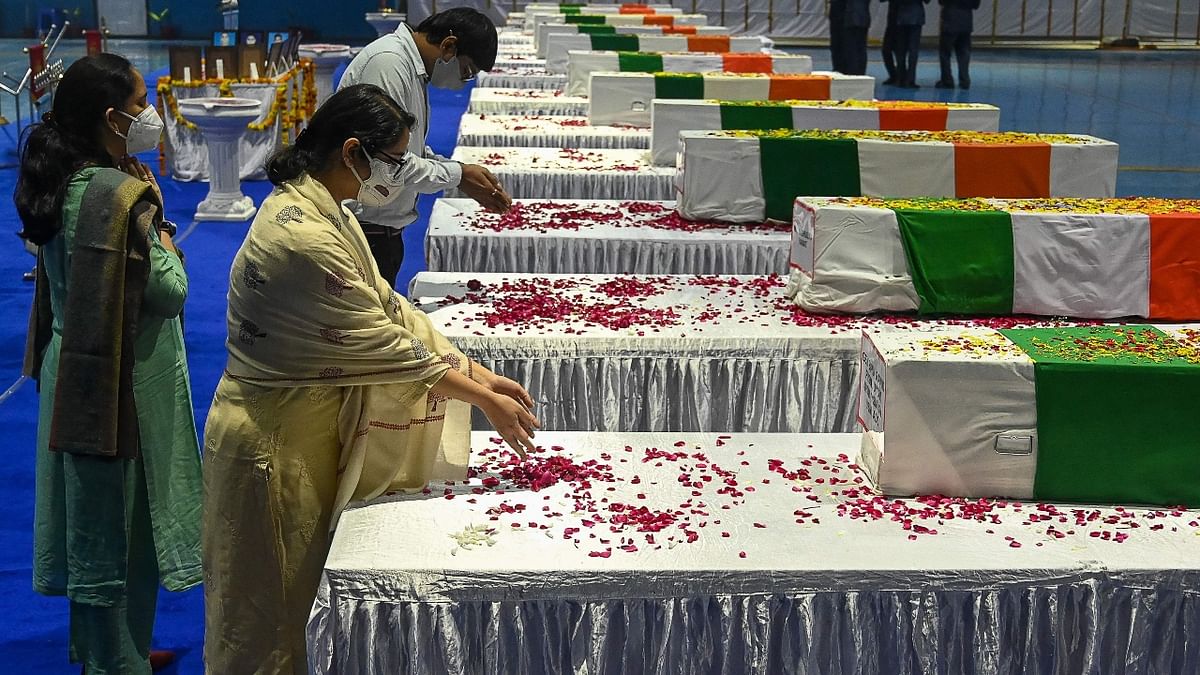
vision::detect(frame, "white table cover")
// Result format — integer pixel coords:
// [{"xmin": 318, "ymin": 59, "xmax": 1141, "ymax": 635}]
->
[
  {"xmin": 649, "ymin": 100, "xmax": 1002, "ymax": 165},
  {"xmin": 535, "ymin": 22, "xmax": 732, "ymax": 56},
  {"xmin": 524, "ymin": 5, "xmax": 686, "ymax": 32},
  {"xmin": 567, "ymin": 52, "xmax": 814, "ymax": 96},
  {"xmin": 478, "ymin": 67, "xmax": 567, "ymax": 90},
  {"xmin": 545, "ymin": 34, "xmax": 767, "ymax": 73},
  {"xmin": 492, "ymin": 56, "xmax": 546, "ymax": 70},
  {"xmin": 309, "ymin": 430, "xmax": 1200, "ymax": 675},
  {"xmin": 676, "ymin": 131, "xmax": 1120, "ymax": 223},
  {"xmin": 589, "ymin": 71, "xmax": 874, "ymax": 127},
  {"xmin": 425, "ymin": 198, "xmax": 790, "ymax": 275},
  {"xmin": 162, "ymin": 81, "xmax": 284, "ymax": 181},
  {"xmin": 409, "ymin": 272, "xmax": 868, "ymax": 432},
  {"xmin": 457, "ymin": 114, "xmax": 650, "ymax": 149},
  {"xmin": 526, "ymin": 10, "xmax": 702, "ymax": 34},
  {"xmin": 467, "ymin": 88, "xmax": 589, "ymax": 117},
  {"xmin": 448, "ymin": 147, "xmax": 674, "ymax": 201}
]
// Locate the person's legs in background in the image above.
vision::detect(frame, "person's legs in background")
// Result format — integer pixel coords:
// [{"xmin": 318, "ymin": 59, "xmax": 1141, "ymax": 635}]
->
[
  {"xmin": 956, "ymin": 31, "xmax": 973, "ymax": 88},
  {"xmin": 360, "ymin": 222, "xmax": 405, "ymax": 289},
  {"xmin": 936, "ymin": 31, "xmax": 955, "ymax": 87},
  {"xmin": 900, "ymin": 26, "xmax": 922, "ymax": 88},
  {"xmin": 881, "ymin": 23, "xmax": 898, "ymax": 84}
]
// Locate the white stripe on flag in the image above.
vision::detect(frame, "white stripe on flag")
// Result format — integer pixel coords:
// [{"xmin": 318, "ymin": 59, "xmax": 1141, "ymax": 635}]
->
[
  {"xmin": 826, "ymin": 74, "xmax": 873, "ymax": 98},
  {"xmin": 856, "ymin": 139, "xmax": 956, "ymax": 197},
  {"xmin": 774, "ymin": 56, "xmax": 816, "ymax": 75},
  {"xmin": 1049, "ymin": 140, "xmax": 1119, "ymax": 198},
  {"xmin": 703, "ymin": 74, "xmax": 770, "ymax": 101},
  {"xmin": 944, "ymin": 106, "xmax": 1001, "ymax": 131},
  {"xmin": 661, "ymin": 54, "xmax": 721, "ymax": 73},
  {"xmin": 1011, "ymin": 212, "xmax": 1151, "ymax": 318},
  {"xmin": 791, "ymin": 105, "xmax": 880, "ymax": 131}
]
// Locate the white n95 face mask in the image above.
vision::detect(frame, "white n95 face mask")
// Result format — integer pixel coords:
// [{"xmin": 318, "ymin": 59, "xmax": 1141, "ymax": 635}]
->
[
  {"xmin": 349, "ymin": 150, "xmax": 406, "ymax": 208},
  {"xmin": 114, "ymin": 106, "xmax": 165, "ymax": 155},
  {"xmin": 430, "ymin": 55, "xmax": 468, "ymax": 90}
]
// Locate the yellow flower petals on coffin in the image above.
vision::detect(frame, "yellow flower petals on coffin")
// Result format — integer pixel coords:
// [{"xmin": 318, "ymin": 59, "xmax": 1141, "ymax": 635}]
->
[
  {"xmin": 917, "ymin": 333, "xmax": 1029, "ymax": 359},
  {"xmin": 725, "ymin": 129, "xmax": 1096, "ymax": 144},
  {"xmin": 832, "ymin": 196, "xmax": 1200, "ymax": 216},
  {"xmin": 706, "ymin": 99, "xmax": 987, "ymax": 110}
]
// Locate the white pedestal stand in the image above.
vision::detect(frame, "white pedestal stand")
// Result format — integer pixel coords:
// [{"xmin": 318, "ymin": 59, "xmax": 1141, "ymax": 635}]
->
[
  {"xmin": 177, "ymin": 97, "xmax": 261, "ymax": 222},
  {"xmin": 298, "ymin": 43, "xmax": 353, "ymax": 108},
  {"xmin": 366, "ymin": 12, "xmax": 406, "ymax": 37}
]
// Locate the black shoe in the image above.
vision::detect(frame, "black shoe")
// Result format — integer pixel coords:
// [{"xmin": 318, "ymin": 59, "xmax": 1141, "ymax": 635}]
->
[
  {"xmin": 934, "ymin": 80, "xmax": 954, "ymax": 88},
  {"xmin": 882, "ymin": 77, "xmax": 897, "ymax": 86},
  {"xmin": 959, "ymin": 81, "xmax": 970, "ymax": 90},
  {"xmin": 900, "ymin": 82, "xmax": 920, "ymax": 89}
]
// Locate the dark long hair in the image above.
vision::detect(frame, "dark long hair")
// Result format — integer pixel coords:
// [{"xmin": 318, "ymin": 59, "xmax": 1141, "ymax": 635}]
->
[
  {"xmin": 265, "ymin": 84, "xmax": 416, "ymax": 186},
  {"xmin": 15, "ymin": 53, "xmax": 138, "ymax": 245}
]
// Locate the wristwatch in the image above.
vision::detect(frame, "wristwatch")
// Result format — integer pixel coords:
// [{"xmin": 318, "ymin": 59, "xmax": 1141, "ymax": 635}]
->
[{"xmin": 159, "ymin": 219, "xmax": 178, "ymax": 236}]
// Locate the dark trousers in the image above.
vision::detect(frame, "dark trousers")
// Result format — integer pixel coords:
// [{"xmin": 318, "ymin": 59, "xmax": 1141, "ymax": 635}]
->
[
  {"xmin": 829, "ymin": 15, "xmax": 845, "ymax": 73},
  {"xmin": 896, "ymin": 25, "xmax": 922, "ymax": 86},
  {"xmin": 841, "ymin": 26, "xmax": 869, "ymax": 75},
  {"xmin": 360, "ymin": 222, "xmax": 405, "ymax": 288},
  {"xmin": 939, "ymin": 31, "xmax": 972, "ymax": 85},
  {"xmin": 882, "ymin": 23, "xmax": 898, "ymax": 80}
]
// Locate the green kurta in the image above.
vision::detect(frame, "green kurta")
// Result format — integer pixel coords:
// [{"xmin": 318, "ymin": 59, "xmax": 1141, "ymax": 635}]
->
[{"xmin": 32, "ymin": 167, "xmax": 203, "ymax": 660}]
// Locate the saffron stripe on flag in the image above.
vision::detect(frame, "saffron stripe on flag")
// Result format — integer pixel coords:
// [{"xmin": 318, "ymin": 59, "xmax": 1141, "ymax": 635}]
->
[
  {"xmin": 878, "ymin": 106, "xmax": 950, "ymax": 131},
  {"xmin": 768, "ymin": 75, "xmax": 831, "ymax": 100},
  {"xmin": 954, "ymin": 142, "xmax": 1052, "ymax": 198},
  {"xmin": 1149, "ymin": 213, "xmax": 1200, "ymax": 320},
  {"xmin": 687, "ymin": 35, "xmax": 730, "ymax": 52},
  {"xmin": 721, "ymin": 53, "xmax": 773, "ymax": 73}
]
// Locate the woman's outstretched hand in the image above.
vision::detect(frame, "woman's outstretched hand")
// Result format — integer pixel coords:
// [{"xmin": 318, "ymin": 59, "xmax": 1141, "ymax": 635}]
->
[{"xmin": 480, "ymin": 392, "xmax": 540, "ymax": 460}]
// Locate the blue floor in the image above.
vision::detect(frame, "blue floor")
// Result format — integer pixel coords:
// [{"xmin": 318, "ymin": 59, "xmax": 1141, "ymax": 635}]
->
[{"xmin": 0, "ymin": 42, "xmax": 1196, "ymax": 673}]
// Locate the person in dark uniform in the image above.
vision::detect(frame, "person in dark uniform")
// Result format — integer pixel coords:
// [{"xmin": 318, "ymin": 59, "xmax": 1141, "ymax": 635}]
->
[
  {"xmin": 881, "ymin": 0, "xmax": 900, "ymax": 85},
  {"xmin": 829, "ymin": 0, "xmax": 846, "ymax": 73},
  {"xmin": 894, "ymin": 0, "xmax": 929, "ymax": 88},
  {"xmin": 935, "ymin": 0, "xmax": 980, "ymax": 89},
  {"xmin": 842, "ymin": 0, "xmax": 872, "ymax": 75}
]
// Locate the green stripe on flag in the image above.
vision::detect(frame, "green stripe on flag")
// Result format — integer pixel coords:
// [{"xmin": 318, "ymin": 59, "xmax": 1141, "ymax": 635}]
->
[
  {"xmin": 577, "ymin": 25, "xmax": 618, "ymax": 35},
  {"xmin": 654, "ymin": 73, "xmax": 703, "ymax": 98},
  {"xmin": 566, "ymin": 14, "xmax": 606, "ymax": 24},
  {"xmin": 593, "ymin": 35, "xmax": 641, "ymax": 52},
  {"xmin": 719, "ymin": 103, "xmax": 795, "ymax": 131},
  {"xmin": 759, "ymin": 136, "xmax": 860, "ymax": 221},
  {"xmin": 617, "ymin": 51, "xmax": 664, "ymax": 73},
  {"xmin": 1000, "ymin": 326, "xmax": 1200, "ymax": 506},
  {"xmin": 561, "ymin": 6, "xmax": 582, "ymax": 13},
  {"xmin": 895, "ymin": 208, "xmax": 1014, "ymax": 314}
]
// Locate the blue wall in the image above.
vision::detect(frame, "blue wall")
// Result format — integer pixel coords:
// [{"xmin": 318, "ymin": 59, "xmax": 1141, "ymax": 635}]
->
[{"xmin": 0, "ymin": 1, "xmax": 382, "ymax": 42}]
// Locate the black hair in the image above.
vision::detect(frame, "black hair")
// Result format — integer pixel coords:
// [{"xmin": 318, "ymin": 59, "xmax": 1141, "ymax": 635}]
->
[
  {"xmin": 15, "ymin": 53, "xmax": 139, "ymax": 245},
  {"xmin": 265, "ymin": 83, "xmax": 417, "ymax": 186},
  {"xmin": 416, "ymin": 7, "xmax": 499, "ymax": 71}
]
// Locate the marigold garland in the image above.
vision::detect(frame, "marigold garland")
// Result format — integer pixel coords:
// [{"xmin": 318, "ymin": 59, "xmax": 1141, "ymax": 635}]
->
[
  {"xmin": 727, "ymin": 128, "xmax": 1097, "ymax": 145},
  {"xmin": 828, "ymin": 196, "xmax": 1200, "ymax": 216}
]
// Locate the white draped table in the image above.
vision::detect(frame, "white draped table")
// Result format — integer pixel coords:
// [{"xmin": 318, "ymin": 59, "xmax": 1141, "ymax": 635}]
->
[
  {"xmin": 456, "ymin": 114, "xmax": 650, "ymax": 149},
  {"xmin": 468, "ymin": 88, "xmax": 589, "ymax": 116},
  {"xmin": 448, "ymin": 147, "xmax": 674, "ymax": 201},
  {"xmin": 477, "ymin": 67, "xmax": 567, "ymax": 90},
  {"xmin": 308, "ymin": 430, "xmax": 1200, "ymax": 675},
  {"xmin": 425, "ymin": 198, "xmax": 791, "ymax": 275}
]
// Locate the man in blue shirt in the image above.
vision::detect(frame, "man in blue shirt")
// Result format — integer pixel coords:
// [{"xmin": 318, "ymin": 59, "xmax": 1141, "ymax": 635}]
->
[{"xmin": 935, "ymin": 0, "xmax": 981, "ymax": 89}]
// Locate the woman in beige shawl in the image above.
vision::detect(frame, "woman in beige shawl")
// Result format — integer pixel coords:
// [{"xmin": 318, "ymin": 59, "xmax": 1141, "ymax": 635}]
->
[{"xmin": 202, "ymin": 84, "xmax": 539, "ymax": 673}]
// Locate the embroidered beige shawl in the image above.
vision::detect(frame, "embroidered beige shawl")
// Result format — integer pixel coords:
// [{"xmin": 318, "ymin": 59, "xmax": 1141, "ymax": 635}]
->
[{"xmin": 224, "ymin": 174, "xmax": 470, "ymax": 525}]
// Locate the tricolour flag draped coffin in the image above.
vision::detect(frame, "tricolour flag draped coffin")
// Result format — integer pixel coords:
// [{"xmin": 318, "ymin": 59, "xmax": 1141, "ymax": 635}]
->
[
  {"xmin": 566, "ymin": 52, "xmax": 814, "ymax": 96},
  {"xmin": 650, "ymin": 99, "xmax": 1001, "ymax": 165},
  {"xmin": 535, "ymin": 22, "xmax": 731, "ymax": 57},
  {"xmin": 545, "ymin": 33, "xmax": 764, "ymax": 72},
  {"xmin": 859, "ymin": 325, "xmax": 1200, "ymax": 506},
  {"xmin": 527, "ymin": 10, "xmax": 706, "ymax": 34},
  {"xmin": 675, "ymin": 130, "xmax": 1119, "ymax": 223},
  {"xmin": 590, "ymin": 70, "xmax": 870, "ymax": 127},
  {"xmin": 790, "ymin": 197, "xmax": 1200, "ymax": 320}
]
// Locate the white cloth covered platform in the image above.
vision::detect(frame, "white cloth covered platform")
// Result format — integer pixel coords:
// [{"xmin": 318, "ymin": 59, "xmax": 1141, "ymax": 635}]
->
[
  {"xmin": 308, "ymin": 430, "xmax": 1200, "ymax": 675},
  {"xmin": 567, "ymin": 51, "xmax": 815, "ymax": 96},
  {"xmin": 448, "ymin": 147, "xmax": 674, "ymax": 201},
  {"xmin": 467, "ymin": 88, "xmax": 589, "ymax": 117},
  {"xmin": 425, "ymin": 198, "xmax": 791, "ymax": 275},
  {"xmin": 456, "ymin": 114, "xmax": 650, "ymax": 149},
  {"xmin": 477, "ymin": 67, "xmax": 567, "ymax": 90}
]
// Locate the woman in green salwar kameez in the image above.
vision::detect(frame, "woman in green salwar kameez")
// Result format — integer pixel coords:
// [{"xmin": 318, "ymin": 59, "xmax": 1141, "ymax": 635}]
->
[{"xmin": 17, "ymin": 54, "xmax": 203, "ymax": 674}]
